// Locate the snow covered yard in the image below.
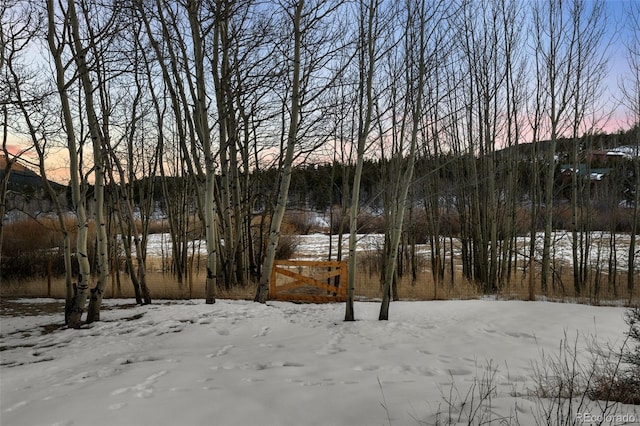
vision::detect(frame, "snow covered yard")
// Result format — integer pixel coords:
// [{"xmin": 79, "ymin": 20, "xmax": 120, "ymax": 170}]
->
[
  {"xmin": 143, "ymin": 231, "xmax": 638, "ymax": 270},
  {"xmin": 1, "ymin": 299, "xmax": 638, "ymax": 425}
]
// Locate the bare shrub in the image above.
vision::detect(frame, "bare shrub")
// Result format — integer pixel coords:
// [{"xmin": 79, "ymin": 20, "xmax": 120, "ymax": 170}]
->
[
  {"xmin": 1, "ymin": 216, "xmax": 95, "ymax": 280},
  {"xmin": 285, "ymin": 210, "xmax": 314, "ymax": 234},
  {"xmin": 147, "ymin": 219, "xmax": 171, "ymax": 235},
  {"xmin": 428, "ymin": 360, "xmax": 520, "ymax": 426},
  {"xmin": 623, "ymin": 307, "xmax": 640, "ymax": 367},
  {"xmin": 530, "ymin": 330, "xmax": 638, "ymax": 425},
  {"xmin": 275, "ymin": 235, "xmax": 299, "ymax": 260},
  {"xmin": 358, "ymin": 211, "xmax": 386, "ymax": 234},
  {"xmin": 425, "ymin": 330, "xmax": 638, "ymax": 426},
  {"xmin": 329, "ymin": 206, "xmax": 386, "ymax": 234},
  {"xmin": 615, "ymin": 307, "xmax": 640, "ymax": 404},
  {"xmin": 551, "ymin": 204, "xmax": 638, "ymax": 233},
  {"xmin": 531, "ymin": 334, "xmax": 589, "ymax": 401}
]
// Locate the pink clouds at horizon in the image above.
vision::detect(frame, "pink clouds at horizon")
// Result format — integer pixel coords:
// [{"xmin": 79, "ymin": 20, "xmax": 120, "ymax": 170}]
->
[
  {"xmin": 3, "ymin": 138, "xmax": 70, "ymax": 184},
  {"xmin": 3, "ymin": 143, "xmax": 36, "ymax": 159}
]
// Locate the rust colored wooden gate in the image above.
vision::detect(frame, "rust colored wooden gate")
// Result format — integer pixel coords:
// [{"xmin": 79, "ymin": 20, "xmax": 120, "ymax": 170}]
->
[{"xmin": 269, "ymin": 260, "xmax": 347, "ymax": 303}]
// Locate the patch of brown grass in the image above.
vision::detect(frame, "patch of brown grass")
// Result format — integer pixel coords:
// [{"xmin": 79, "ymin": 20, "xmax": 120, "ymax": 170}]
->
[
  {"xmin": 2, "ymin": 253, "xmax": 637, "ymax": 305},
  {"xmin": 1, "ymin": 216, "xmax": 97, "ymax": 280},
  {"xmin": 352, "ymin": 267, "xmax": 482, "ymax": 301},
  {"xmin": 1, "ymin": 269, "xmax": 258, "ymax": 301}
]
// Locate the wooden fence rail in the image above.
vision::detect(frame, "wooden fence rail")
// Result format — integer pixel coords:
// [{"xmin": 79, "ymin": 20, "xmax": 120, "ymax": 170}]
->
[{"xmin": 269, "ymin": 260, "xmax": 347, "ymax": 303}]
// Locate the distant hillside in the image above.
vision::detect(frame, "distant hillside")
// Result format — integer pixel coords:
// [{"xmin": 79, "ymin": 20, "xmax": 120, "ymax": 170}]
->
[
  {"xmin": 496, "ymin": 127, "xmax": 640, "ymax": 160},
  {"xmin": 0, "ymin": 155, "xmax": 66, "ymax": 194}
]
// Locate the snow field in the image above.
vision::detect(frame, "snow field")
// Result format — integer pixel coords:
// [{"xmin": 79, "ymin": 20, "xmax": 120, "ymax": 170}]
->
[
  {"xmin": 142, "ymin": 231, "xmax": 637, "ymax": 271},
  {"xmin": 1, "ymin": 299, "xmax": 637, "ymax": 425}
]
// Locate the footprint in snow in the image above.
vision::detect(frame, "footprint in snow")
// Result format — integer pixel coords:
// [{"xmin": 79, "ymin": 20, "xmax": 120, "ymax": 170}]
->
[
  {"xmin": 505, "ymin": 331, "xmax": 535, "ymax": 339},
  {"xmin": 353, "ymin": 365, "xmax": 379, "ymax": 372},
  {"xmin": 273, "ymin": 361, "xmax": 304, "ymax": 367},
  {"xmin": 316, "ymin": 332, "xmax": 345, "ymax": 355},
  {"xmin": 110, "ymin": 370, "xmax": 167, "ymax": 398},
  {"xmin": 109, "ymin": 402, "xmax": 127, "ymax": 410},
  {"xmin": 447, "ymin": 368, "xmax": 473, "ymax": 376},
  {"xmin": 4, "ymin": 400, "xmax": 28, "ymax": 413},
  {"xmin": 315, "ymin": 346, "xmax": 345, "ymax": 355},
  {"xmin": 207, "ymin": 345, "xmax": 234, "ymax": 357},
  {"xmin": 259, "ymin": 343, "xmax": 284, "ymax": 349},
  {"xmin": 253, "ymin": 326, "xmax": 270, "ymax": 337}
]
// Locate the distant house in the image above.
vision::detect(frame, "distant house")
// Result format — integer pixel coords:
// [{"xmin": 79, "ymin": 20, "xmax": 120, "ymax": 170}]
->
[
  {"xmin": 584, "ymin": 149, "xmax": 628, "ymax": 164},
  {"xmin": 559, "ymin": 147, "xmax": 632, "ymax": 182},
  {"xmin": 559, "ymin": 164, "xmax": 612, "ymax": 181}
]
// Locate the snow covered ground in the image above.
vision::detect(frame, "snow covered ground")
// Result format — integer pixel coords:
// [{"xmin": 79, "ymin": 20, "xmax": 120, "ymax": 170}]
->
[
  {"xmin": 1, "ymin": 298, "xmax": 638, "ymax": 425},
  {"xmin": 144, "ymin": 231, "xmax": 637, "ymax": 271}
]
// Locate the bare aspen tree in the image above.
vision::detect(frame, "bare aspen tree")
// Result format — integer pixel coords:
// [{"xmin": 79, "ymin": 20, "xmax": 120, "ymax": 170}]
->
[
  {"xmin": 620, "ymin": 0, "xmax": 640, "ymax": 299},
  {"xmin": 3, "ymin": 2, "xmax": 74, "ymax": 307},
  {"xmin": 498, "ymin": 0, "xmax": 527, "ymax": 290},
  {"xmin": 326, "ymin": 60, "xmax": 354, "ymax": 271},
  {"xmin": 566, "ymin": 0, "xmax": 607, "ymax": 296},
  {"xmin": 526, "ymin": 24, "xmax": 546, "ymax": 298},
  {"xmin": 0, "ymin": 1, "xmax": 36, "ymax": 279},
  {"xmin": 211, "ymin": 0, "xmax": 239, "ymax": 291},
  {"xmin": 210, "ymin": 0, "xmax": 276, "ymax": 289},
  {"xmin": 255, "ymin": 0, "xmax": 349, "ymax": 303},
  {"xmin": 183, "ymin": 0, "xmax": 219, "ymax": 304},
  {"xmin": 144, "ymin": 0, "xmax": 209, "ymax": 290},
  {"xmin": 135, "ymin": 1, "xmax": 193, "ymax": 284},
  {"xmin": 68, "ymin": 0, "xmax": 117, "ymax": 323},
  {"xmin": 458, "ymin": 0, "xmax": 502, "ymax": 291},
  {"xmin": 138, "ymin": 0, "xmax": 286, "ymax": 298},
  {"xmin": 415, "ymin": 0, "xmax": 526, "ymax": 296},
  {"xmin": 531, "ymin": 0, "xmax": 605, "ymax": 293},
  {"xmin": 431, "ymin": 4, "xmax": 482, "ymax": 288},
  {"xmin": 378, "ymin": 0, "xmax": 440, "ymax": 320},
  {"xmin": 46, "ymin": 0, "xmax": 93, "ymax": 328},
  {"xmin": 254, "ymin": 0, "xmax": 305, "ymax": 303},
  {"xmin": 106, "ymin": 118, "xmax": 153, "ymax": 305},
  {"xmin": 345, "ymin": 0, "xmax": 383, "ymax": 321},
  {"xmin": 419, "ymin": 63, "xmax": 446, "ymax": 296},
  {"xmin": 45, "ymin": 0, "xmax": 123, "ymax": 324},
  {"xmin": 533, "ymin": 0, "xmax": 565, "ymax": 294},
  {"xmin": 136, "ymin": 0, "xmax": 221, "ymax": 293},
  {"xmin": 100, "ymin": 6, "xmax": 157, "ymax": 305}
]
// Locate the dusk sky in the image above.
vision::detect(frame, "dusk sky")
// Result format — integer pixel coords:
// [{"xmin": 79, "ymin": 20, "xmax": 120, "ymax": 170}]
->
[{"xmin": 3, "ymin": 0, "xmax": 639, "ymax": 184}]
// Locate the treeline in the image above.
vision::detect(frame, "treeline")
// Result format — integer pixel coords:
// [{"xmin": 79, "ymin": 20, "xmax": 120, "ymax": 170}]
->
[{"xmin": 119, "ymin": 127, "xmax": 637, "ymax": 221}]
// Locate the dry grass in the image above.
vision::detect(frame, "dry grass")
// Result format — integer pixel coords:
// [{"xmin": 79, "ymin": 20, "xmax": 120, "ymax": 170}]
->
[
  {"xmin": 2, "ymin": 215, "xmax": 637, "ymax": 304},
  {"xmin": 352, "ymin": 269, "xmax": 482, "ymax": 301},
  {"xmin": 3, "ymin": 213, "xmax": 637, "ymax": 304},
  {"xmin": 0, "ymin": 270, "xmax": 256, "ymax": 301},
  {"xmin": 4, "ymin": 254, "xmax": 635, "ymax": 305}
]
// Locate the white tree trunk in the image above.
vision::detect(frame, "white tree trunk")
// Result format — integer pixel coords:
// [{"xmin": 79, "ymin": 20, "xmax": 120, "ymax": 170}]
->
[
  {"xmin": 46, "ymin": 0, "xmax": 91, "ymax": 328},
  {"xmin": 64, "ymin": 0, "xmax": 109, "ymax": 324},
  {"xmin": 187, "ymin": 1, "xmax": 218, "ymax": 304},
  {"xmin": 346, "ymin": 0, "xmax": 379, "ymax": 321},
  {"xmin": 255, "ymin": 0, "xmax": 304, "ymax": 303},
  {"xmin": 379, "ymin": 0, "xmax": 427, "ymax": 320}
]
